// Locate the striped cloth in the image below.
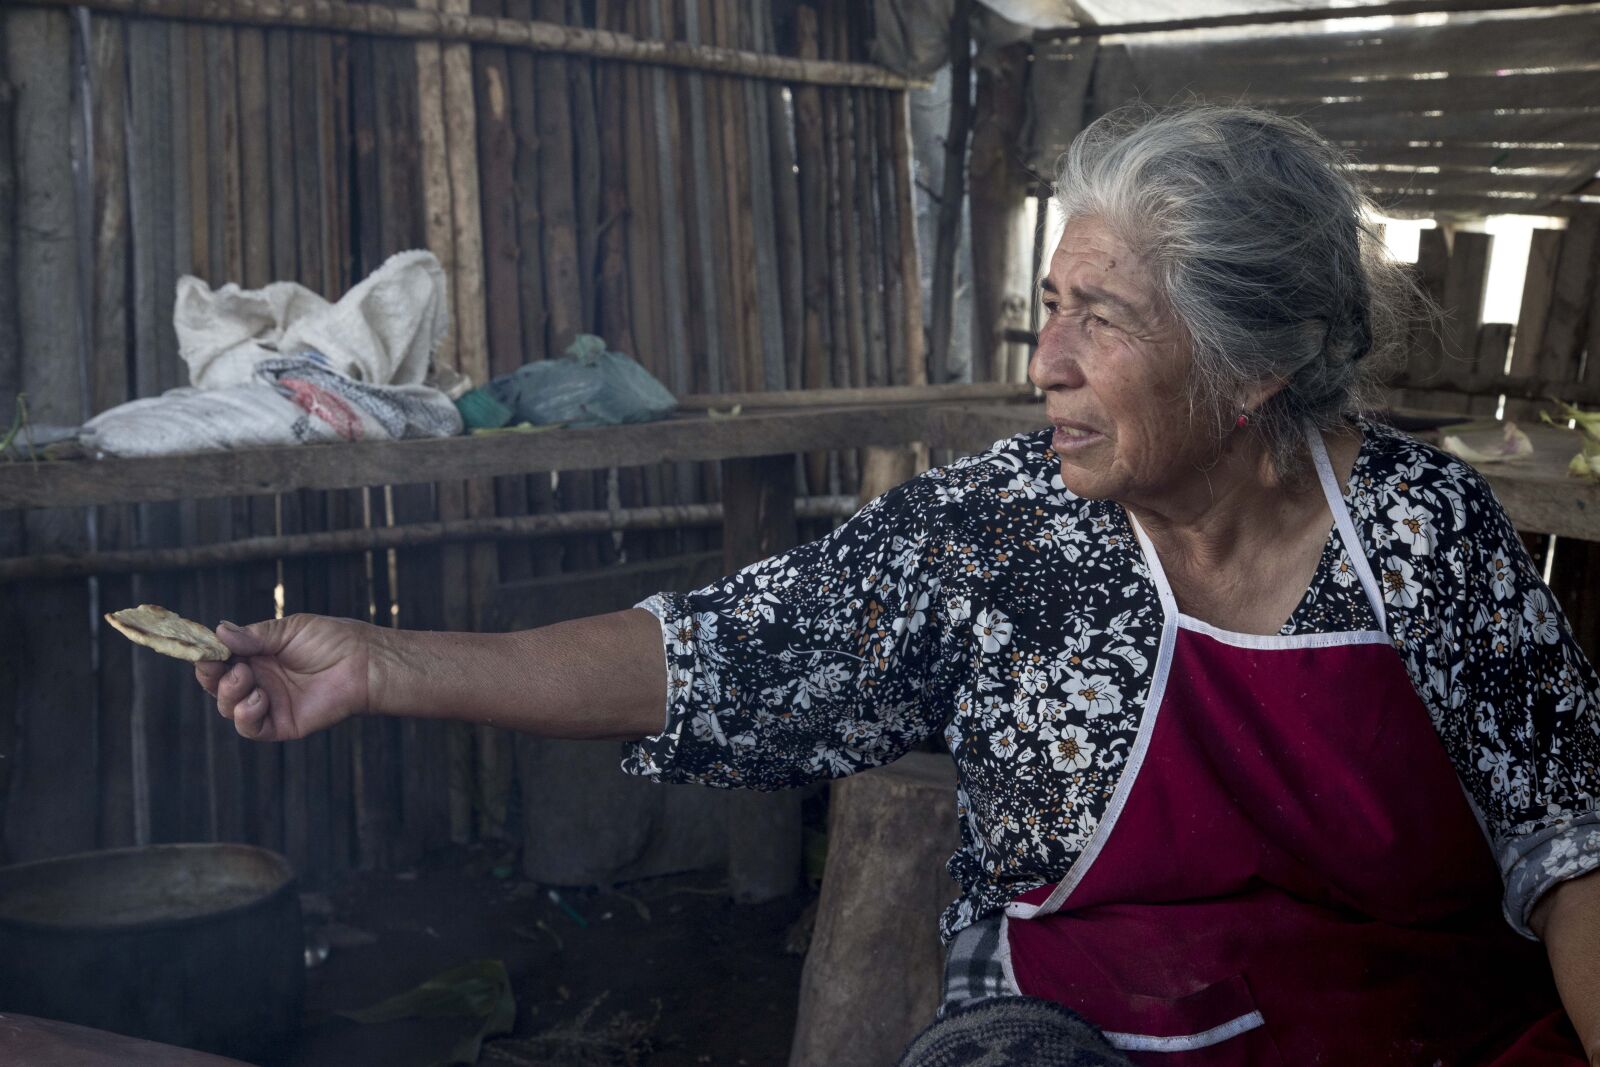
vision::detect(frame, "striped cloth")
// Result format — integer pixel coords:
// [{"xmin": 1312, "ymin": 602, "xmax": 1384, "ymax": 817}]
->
[{"xmin": 939, "ymin": 914, "xmax": 1014, "ymax": 1017}]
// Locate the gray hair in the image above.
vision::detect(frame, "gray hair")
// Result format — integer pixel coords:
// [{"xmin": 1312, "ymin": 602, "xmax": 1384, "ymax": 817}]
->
[{"xmin": 1053, "ymin": 104, "xmax": 1417, "ymax": 481}]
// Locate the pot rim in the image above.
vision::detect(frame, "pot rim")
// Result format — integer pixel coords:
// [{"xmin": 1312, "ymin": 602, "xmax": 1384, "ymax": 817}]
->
[{"xmin": 0, "ymin": 842, "xmax": 299, "ymax": 935}]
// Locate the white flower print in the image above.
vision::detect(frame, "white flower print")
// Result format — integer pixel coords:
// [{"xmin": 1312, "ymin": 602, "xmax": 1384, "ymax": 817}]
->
[
  {"xmin": 1522, "ymin": 590, "xmax": 1560, "ymax": 644},
  {"xmin": 1380, "ymin": 555, "xmax": 1420, "ymax": 608},
  {"xmin": 1477, "ymin": 746, "xmax": 1511, "ymax": 790},
  {"xmin": 691, "ymin": 709, "xmax": 728, "ymax": 746},
  {"xmin": 1046, "ymin": 723, "xmax": 1096, "ymax": 771},
  {"xmin": 989, "ymin": 726, "xmax": 1019, "ymax": 759},
  {"xmin": 666, "ymin": 618, "xmax": 697, "ymax": 656},
  {"xmin": 1061, "ymin": 669, "xmax": 1122, "ymax": 718},
  {"xmin": 1018, "ymin": 664, "xmax": 1049, "ymax": 695},
  {"xmin": 894, "ymin": 590, "xmax": 931, "ymax": 637},
  {"xmin": 1386, "ymin": 500, "xmax": 1434, "ymax": 556},
  {"xmin": 947, "ymin": 595, "xmax": 972, "ymax": 624},
  {"xmin": 809, "ymin": 742, "xmax": 856, "ymax": 777},
  {"xmin": 1490, "ymin": 554, "xmax": 1516, "ymax": 601},
  {"xmin": 973, "ymin": 608, "xmax": 1013, "ymax": 653},
  {"xmin": 1331, "ymin": 550, "xmax": 1358, "ymax": 588}
]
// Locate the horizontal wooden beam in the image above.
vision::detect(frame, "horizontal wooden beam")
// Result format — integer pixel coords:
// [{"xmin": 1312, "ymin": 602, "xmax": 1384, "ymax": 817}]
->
[
  {"xmin": 676, "ymin": 383, "xmax": 1037, "ymax": 410},
  {"xmin": 0, "ymin": 496, "xmax": 860, "ymax": 583},
  {"xmin": 928, "ymin": 403, "xmax": 1600, "ymax": 542},
  {"xmin": 16, "ymin": 0, "xmax": 924, "ymax": 89},
  {"xmin": 1052, "ymin": 0, "xmax": 1597, "ymax": 38},
  {"xmin": 0, "ymin": 404, "xmax": 942, "ymax": 510},
  {"xmin": 492, "ymin": 551, "xmax": 729, "ymax": 632}
]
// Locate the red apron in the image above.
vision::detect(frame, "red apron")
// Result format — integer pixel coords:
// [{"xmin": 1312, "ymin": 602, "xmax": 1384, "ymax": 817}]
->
[{"xmin": 1003, "ymin": 433, "xmax": 1584, "ymax": 1065}]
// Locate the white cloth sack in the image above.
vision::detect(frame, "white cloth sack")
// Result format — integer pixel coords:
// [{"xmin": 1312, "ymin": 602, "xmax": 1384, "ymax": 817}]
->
[
  {"xmin": 174, "ymin": 248, "xmax": 448, "ymax": 388},
  {"xmin": 82, "ymin": 355, "xmax": 462, "ymax": 457},
  {"xmin": 81, "ymin": 250, "xmax": 461, "ymax": 457}
]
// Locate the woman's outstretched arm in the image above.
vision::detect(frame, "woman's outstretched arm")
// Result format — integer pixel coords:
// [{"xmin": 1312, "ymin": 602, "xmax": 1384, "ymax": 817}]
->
[
  {"xmin": 1532, "ymin": 868, "xmax": 1600, "ymax": 1066},
  {"xmin": 195, "ymin": 609, "xmax": 667, "ymax": 743}
]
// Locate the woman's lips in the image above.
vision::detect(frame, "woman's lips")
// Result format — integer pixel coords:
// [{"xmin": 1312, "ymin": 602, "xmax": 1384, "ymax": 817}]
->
[{"xmin": 1051, "ymin": 420, "xmax": 1104, "ymax": 452}]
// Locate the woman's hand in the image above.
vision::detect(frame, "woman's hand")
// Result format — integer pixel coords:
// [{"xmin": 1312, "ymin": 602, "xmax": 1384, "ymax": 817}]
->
[{"xmin": 195, "ymin": 614, "xmax": 375, "ymax": 741}]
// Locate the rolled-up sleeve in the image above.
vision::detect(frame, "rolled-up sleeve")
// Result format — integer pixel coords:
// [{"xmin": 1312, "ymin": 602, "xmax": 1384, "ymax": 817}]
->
[{"xmin": 621, "ymin": 476, "xmax": 951, "ymax": 791}]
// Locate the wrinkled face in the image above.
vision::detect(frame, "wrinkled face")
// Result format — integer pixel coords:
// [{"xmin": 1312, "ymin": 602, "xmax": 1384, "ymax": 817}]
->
[{"xmin": 1030, "ymin": 217, "xmax": 1217, "ymax": 505}]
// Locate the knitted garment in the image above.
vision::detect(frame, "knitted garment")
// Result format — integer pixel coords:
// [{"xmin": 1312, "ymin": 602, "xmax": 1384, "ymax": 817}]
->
[{"xmin": 895, "ymin": 996, "xmax": 1132, "ymax": 1067}]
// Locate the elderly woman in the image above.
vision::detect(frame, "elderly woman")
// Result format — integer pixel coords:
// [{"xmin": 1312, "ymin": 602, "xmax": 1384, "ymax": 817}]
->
[{"xmin": 197, "ymin": 106, "xmax": 1599, "ymax": 1065}]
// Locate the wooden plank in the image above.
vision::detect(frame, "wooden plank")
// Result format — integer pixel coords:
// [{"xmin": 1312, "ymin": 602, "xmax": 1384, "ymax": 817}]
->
[
  {"xmin": 760, "ymin": 4, "xmax": 802, "ymax": 393},
  {"xmin": 1468, "ymin": 323, "xmax": 1512, "ymax": 408},
  {"xmin": 969, "ymin": 39, "xmax": 1030, "ymax": 383},
  {"xmin": 874, "ymin": 91, "xmax": 907, "ymax": 389},
  {"xmin": 236, "ymin": 28, "xmax": 271, "ymax": 288},
  {"xmin": 1310, "ymin": 108, "xmax": 1600, "ymax": 149},
  {"xmin": 2, "ymin": 7, "xmax": 97, "ymax": 863},
  {"xmin": 1124, "ymin": 10, "xmax": 1600, "ymax": 81},
  {"xmin": 0, "ymin": 405, "xmax": 940, "ymax": 508},
  {"xmin": 30, "ymin": 0, "xmax": 929, "ymax": 89},
  {"xmin": 566, "ymin": 0, "xmax": 614, "ymax": 575},
  {"xmin": 1149, "ymin": 66, "xmax": 1600, "ymax": 117},
  {"xmin": 891, "ymin": 91, "xmax": 926, "ymax": 386},
  {"xmin": 87, "ymin": 12, "xmax": 138, "ymax": 851},
  {"xmin": 1535, "ymin": 209, "xmax": 1600, "ymax": 386},
  {"xmin": 1438, "ymin": 231, "xmax": 1492, "ymax": 389},
  {"xmin": 0, "ymin": 497, "xmax": 860, "ymax": 582},
  {"xmin": 594, "ymin": 11, "xmax": 632, "ymax": 358},
  {"xmin": 413, "ymin": 7, "xmax": 456, "ymax": 372},
  {"xmin": 1509, "ymin": 228, "xmax": 1566, "ymax": 376},
  {"xmin": 350, "ymin": 30, "xmax": 384, "ymax": 278},
  {"xmin": 856, "ymin": 87, "xmax": 888, "ymax": 389},
  {"xmin": 568, "ymin": 0, "xmax": 601, "ymax": 337},
  {"xmin": 0, "ymin": 18, "xmax": 24, "ymax": 864},
  {"xmin": 928, "ymin": 403, "xmax": 1600, "ymax": 543},
  {"xmin": 1348, "ymin": 141, "xmax": 1600, "ymax": 167},
  {"xmin": 928, "ymin": 0, "xmax": 973, "ymax": 385}
]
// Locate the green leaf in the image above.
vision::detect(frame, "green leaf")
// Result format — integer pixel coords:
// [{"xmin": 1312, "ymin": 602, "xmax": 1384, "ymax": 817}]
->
[{"xmin": 337, "ymin": 958, "xmax": 516, "ymax": 1065}]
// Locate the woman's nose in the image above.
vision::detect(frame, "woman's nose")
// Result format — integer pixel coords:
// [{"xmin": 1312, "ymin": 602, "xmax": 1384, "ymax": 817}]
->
[{"xmin": 1029, "ymin": 329, "xmax": 1085, "ymax": 392}]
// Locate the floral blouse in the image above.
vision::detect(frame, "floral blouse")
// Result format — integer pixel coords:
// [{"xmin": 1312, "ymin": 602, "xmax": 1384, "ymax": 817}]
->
[{"xmin": 621, "ymin": 420, "xmax": 1600, "ymax": 942}]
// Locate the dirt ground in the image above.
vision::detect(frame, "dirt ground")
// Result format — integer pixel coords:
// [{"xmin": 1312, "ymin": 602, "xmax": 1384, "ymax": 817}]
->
[{"xmin": 273, "ymin": 845, "xmax": 814, "ymax": 1067}]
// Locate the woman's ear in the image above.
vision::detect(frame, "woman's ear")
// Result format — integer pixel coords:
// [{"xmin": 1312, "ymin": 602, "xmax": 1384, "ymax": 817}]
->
[{"xmin": 1241, "ymin": 377, "xmax": 1288, "ymax": 417}]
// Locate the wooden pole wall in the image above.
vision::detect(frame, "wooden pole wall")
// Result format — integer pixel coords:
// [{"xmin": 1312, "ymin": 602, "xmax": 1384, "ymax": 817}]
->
[{"xmin": 0, "ymin": 0, "xmax": 926, "ymax": 883}]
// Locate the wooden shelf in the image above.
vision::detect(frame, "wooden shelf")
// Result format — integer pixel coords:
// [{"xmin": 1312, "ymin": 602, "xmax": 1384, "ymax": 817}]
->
[
  {"xmin": 936, "ymin": 404, "xmax": 1600, "ymax": 544},
  {"xmin": 0, "ymin": 404, "xmax": 951, "ymax": 510},
  {"xmin": 7, "ymin": 397, "xmax": 1595, "ymax": 544}
]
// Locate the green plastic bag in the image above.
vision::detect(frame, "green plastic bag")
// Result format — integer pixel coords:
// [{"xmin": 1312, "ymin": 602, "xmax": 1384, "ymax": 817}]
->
[{"xmin": 484, "ymin": 334, "xmax": 676, "ymax": 428}]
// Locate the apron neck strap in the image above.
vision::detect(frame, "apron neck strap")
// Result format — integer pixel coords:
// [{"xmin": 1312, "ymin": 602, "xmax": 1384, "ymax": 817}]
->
[{"xmin": 1307, "ymin": 426, "xmax": 1388, "ymax": 632}]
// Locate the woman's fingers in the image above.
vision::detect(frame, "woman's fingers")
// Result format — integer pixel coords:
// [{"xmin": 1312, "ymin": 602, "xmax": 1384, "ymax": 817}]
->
[
  {"xmin": 231, "ymin": 687, "xmax": 272, "ymax": 740},
  {"xmin": 213, "ymin": 660, "xmax": 257, "ymax": 718},
  {"xmin": 195, "ymin": 660, "xmax": 228, "ymax": 696}
]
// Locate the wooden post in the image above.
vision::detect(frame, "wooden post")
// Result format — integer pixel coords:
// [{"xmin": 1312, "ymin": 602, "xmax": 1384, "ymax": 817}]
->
[
  {"xmin": 969, "ymin": 39, "xmax": 1031, "ymax": 384},
  {"xmin": 721, "ymin": 454, "xmax": 803, "ymax": 903},
  {"xmin": 87, "ymin": 12, "xmax": 138, "ymax": 852},
  {"xmin": 789, "ymin": 754, "xmax": 960, "ymax": 1067},
  {"xmin": 2, "ymin": 6, "xmax": 97, "ymax": 862},
  {"xmin": 794, "ymin": 6, "xmax": 831, "ymax": 496},
  {"xmin": 891, "ymin": 91, "xmax": 927, "ymax": 385},
  {"xmin": 0, "ymin": 21, "xmax": 23, "ymax": 864},
  {"xmin": 928, "ymin": 0, "xmax": 973, "ymax": 386}
]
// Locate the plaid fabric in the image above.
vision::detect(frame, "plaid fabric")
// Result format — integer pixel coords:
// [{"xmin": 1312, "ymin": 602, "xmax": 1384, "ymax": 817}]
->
[{"xmin": 939, "ymin": 914, "xmax": 1015, "ymax": 1017}]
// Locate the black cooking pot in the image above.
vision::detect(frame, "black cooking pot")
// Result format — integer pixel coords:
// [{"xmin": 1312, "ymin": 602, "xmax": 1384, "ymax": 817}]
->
[{"xmin": 0, "ymin": 843, "xmax": 303, "ymax": 1062}]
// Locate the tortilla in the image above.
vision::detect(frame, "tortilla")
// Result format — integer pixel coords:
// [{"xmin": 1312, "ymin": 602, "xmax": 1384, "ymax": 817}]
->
[{"xmin": 104, "ymin": 604, "xmax": 231, "ymax": 662}]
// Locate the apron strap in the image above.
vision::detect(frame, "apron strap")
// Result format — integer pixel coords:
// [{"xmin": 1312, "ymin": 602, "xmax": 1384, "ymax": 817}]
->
[{"xmin": 1307, "ymin": 427, "xmax": 1388, "ymax": 632}]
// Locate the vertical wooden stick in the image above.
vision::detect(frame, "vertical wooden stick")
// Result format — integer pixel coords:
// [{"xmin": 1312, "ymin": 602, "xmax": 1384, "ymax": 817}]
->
[
  {"xmin": 892, "ymin": 91, "xmax": 927, "ymax": 385},
  {"xmin": 929, "ymin": 0, "xmax": 973, "ymax": 385}
]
